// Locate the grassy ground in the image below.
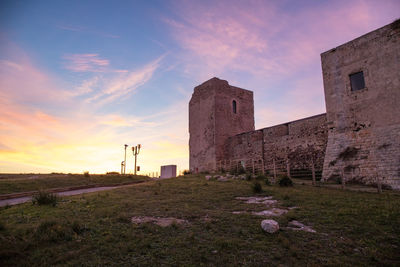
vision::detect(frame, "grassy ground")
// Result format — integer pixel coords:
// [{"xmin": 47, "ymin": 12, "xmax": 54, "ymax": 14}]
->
[
  {"xmin": 0, "ymin": 174, "xmax": 149, "ymax": 195},
  {"xmin": 0, "ymin": 174, "xmax": 399, "ymax": 266}
]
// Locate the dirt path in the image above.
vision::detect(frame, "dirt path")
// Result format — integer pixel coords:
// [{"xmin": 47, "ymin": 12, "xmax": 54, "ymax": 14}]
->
[{"xmin": 0, "ymin": 177, "xmax": 172, "ymax": 207}]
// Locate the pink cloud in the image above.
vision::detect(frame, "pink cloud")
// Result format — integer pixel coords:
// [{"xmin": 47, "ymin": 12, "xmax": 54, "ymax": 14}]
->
[
  {"xmin": 165, "ymin": 0, "xmax": 400, "ymax": 80},
  {"xmin": 63, "ymin": 53, "xmax": 110, "ymax": 72}
]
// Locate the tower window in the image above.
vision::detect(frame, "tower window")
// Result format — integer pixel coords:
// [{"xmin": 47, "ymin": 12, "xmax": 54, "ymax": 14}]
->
[
  {"xmin": 350, "ymin": 71, "xmax": 365, "ymax": 91},
  {"xmin": 232, "ymin": 100, "xmax": 237, "ymax": 114}
]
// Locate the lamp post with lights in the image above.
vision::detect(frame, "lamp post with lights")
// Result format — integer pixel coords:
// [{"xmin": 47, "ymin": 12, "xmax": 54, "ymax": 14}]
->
[{"xmin": 132, "ymin": 144, "xmax": 141, "ymax": 175}]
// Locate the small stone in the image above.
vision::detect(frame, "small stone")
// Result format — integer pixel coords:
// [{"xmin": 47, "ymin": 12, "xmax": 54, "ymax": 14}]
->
[
  {"xmin": 232, "ymin": 211, "xmax": 246, "ymax": 214},
  {"xmin": 205, "ymin": 175, "xmax": 211, "ymax": 180},
  {"xmin": 287, "ymin": 220, "xmax": 316, "ymax": 233},
  {"xmin": 261, "ymin": 219, "xmax": 279, "ymax": 233},
  {"xmin": 253, "ymin": 208, "xmax": 288, "ymax": 217}
]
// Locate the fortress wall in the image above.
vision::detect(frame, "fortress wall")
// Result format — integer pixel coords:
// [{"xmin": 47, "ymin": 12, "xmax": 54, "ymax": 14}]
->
[
  {"xmin": 321, "ymin": 21, "xmax": 400, "ymax": 189},
  {"xmin": 262, "ymin": 114, "xmax": 327, "ymax": 173},
  {"xmin": 223, "ymin": 114, "xmax": 328, "ymax": 176}
]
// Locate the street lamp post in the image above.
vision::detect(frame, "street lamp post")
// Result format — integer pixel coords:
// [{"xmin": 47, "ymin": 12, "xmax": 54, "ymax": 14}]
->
[
  {"xmin": 132, "ymin": 144, "xmax": 141, "ymax": 175},
  {"xmin": 124, "ymin": 144, "xmax": 128, "ymax": 174}
]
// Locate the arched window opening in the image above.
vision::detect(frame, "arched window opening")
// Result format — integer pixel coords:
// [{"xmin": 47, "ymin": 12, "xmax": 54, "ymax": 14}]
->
[{"xmin": 232, "ymin": 100, "xmax": 237, "ymax": 114}]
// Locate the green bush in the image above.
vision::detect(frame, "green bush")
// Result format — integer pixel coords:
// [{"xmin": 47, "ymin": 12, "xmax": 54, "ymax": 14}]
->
[
  {"xmin": 279, "ymin": 176, "xmax": 293, "ymax": 187},
  {"xmin": 252, "ymin": 182, "xmax": 262, "ymax": 193},
  {"xmin": 84, "ymin": 171, "xmax": 90, "ymax": 177},
  {"xmin": 264, "ymin": 178, "xmax": 271, "ymax": 186},
  {"xmin": 32, "ymin": 191, "xmax": 59, "ymax": 206},
  {"xmin": 183, "ymin": 170, "xmax": 191, "ymax": 175}
]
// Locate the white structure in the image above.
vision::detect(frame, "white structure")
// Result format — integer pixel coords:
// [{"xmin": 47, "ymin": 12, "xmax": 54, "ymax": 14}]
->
[{"xmin": 160, "ymin": 165, "xmax": 177, "ymax": 178}]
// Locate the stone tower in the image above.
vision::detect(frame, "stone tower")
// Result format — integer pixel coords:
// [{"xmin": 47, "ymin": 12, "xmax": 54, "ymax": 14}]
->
[{"xmin": 189, "ymin": 77, "xmax": 254, "ymax": 173}]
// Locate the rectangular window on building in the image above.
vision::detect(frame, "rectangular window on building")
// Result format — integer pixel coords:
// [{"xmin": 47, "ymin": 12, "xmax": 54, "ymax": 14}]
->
[{"xmin": 350, "ymin": 71, "xmax": 365, "ymax": 91}]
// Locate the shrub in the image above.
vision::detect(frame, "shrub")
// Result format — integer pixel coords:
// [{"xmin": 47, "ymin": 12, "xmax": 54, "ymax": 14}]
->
[
  {"xmin": 32, "ymin": 191, "xmax": 59, "ymax": 206},
  {"xmin": 183, "ymin": 170, "xmax": 191, "ymax": 175},
  {"xmin": 252, "ymin": 182, "xmax": 262, "ymax": 193},
  {"xmin": 84, "ymin": 171, "xmax": 90, "ymax": 177},
  {"xmin": 264, "ymin": 178, "xmax": 271, "ymax": 186},
  {"xmin": 0, "ymin": 221, "xmax": 4, "ymax": 231},
  {"xmin": 245, "ymin": 173, "xmax": 252, "ymax": 181},
  {"xmin": 106, "ymin": 171, "xmax": 119, "ymax": 175},
  {"xmin": 279, "ymin": 176, "xmax": 293, "ymax": 187}
]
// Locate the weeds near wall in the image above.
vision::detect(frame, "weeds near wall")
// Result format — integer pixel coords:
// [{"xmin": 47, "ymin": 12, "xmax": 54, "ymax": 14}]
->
[{"xmin": 338, "ymin": 147, "xmax": 359, "ymax": 160}]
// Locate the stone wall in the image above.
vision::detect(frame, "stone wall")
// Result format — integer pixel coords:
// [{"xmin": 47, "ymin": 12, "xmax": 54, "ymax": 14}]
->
[
  {"xmin": 321, "ymin": 21, "xmax": 400, "ymax": 189},
  {"xmin": 222, "ymin": 114, "xmax": 328, "ymax": 179}
]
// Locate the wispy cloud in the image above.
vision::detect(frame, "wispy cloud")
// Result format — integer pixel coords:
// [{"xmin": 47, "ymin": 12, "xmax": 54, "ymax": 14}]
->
[
  {"xmin": 86, "ymin": 56, "xmax": 163, "ymax": 105},
  {"xmin": 57, "ymin": 24, "xmax": 120, "ymax": 38},
  {"xmin": 63, "ymin": 53, "xmax": 110, "ymax": 72}
]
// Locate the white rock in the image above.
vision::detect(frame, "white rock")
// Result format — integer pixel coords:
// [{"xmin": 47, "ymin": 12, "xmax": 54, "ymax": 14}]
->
[
  {"xmin": 261, "ymin": 219, "xmax": 279, "ymax": 233},
  {"xmin": 205, "ymin": 175, "xmax": 211, "ymax": 180}
]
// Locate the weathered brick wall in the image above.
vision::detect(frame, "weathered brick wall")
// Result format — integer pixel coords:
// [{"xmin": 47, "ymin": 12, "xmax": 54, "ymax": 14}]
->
[
  {"xmin": 223, "ymin": 114, "xmax": 328, "ymax": 177},
  {"xmin": 321, "ymin": 21, "xmax": 400, "ymax": 189}
]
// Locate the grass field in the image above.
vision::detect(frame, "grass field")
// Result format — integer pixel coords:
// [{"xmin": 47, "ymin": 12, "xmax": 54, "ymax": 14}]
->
[
  {"xmin": 0, "ymin": 174, "xmax": 399, "ymax": 266},
  {"xmin": 0, "ymin": 173, "xmax": 149, "ymax": 195}
]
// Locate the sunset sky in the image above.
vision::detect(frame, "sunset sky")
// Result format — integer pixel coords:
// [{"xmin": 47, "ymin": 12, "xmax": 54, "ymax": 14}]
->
[{"xmin": 0, "ymin": 0, "xmax": 399, "ymax": 175}]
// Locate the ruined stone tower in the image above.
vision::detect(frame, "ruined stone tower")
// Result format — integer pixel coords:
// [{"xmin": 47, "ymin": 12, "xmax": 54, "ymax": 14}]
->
[{"xmin": 189, "ymin": 77, "xmax": 254, "ymax": 172}]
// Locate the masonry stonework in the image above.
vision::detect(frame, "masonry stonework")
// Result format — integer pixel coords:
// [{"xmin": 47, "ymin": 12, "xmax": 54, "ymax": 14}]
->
[
  {"xmin": 321, "ymin": 21, "xmax": 400, "ymax": 189},
  {"xmin": 188, "ymin": 20, "xmax": 400, "ymax": 189}
]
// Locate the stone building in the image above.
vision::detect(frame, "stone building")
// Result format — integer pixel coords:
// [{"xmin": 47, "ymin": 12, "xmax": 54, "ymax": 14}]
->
[{"xmin": 188, "ymin": 20, "xmax": 400, "ymax": 189}]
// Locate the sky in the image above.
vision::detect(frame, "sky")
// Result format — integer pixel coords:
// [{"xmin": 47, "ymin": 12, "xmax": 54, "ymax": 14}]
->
[{"xmin": 0, "ymin": 0, "xmax": 399, "ymax": 175}]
